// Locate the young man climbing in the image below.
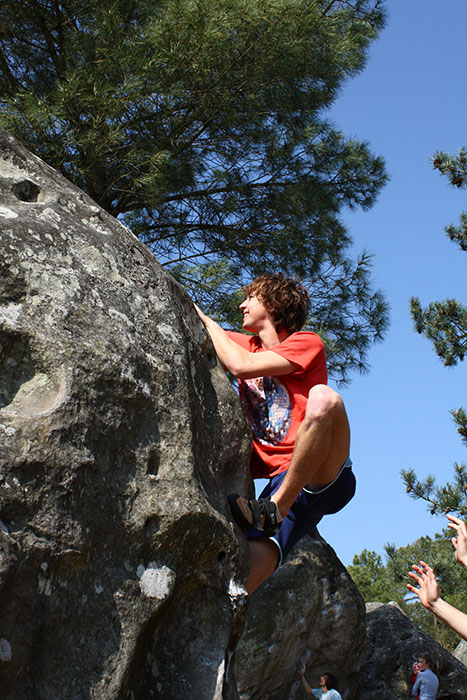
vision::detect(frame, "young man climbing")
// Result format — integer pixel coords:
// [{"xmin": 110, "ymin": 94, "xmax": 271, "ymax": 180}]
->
[{"xmin": 195, "ymin": 273, "xmax": 355, "ymax": 593}]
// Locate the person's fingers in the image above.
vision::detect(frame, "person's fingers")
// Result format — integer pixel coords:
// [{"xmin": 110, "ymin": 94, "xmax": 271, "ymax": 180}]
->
[
  {"xmin": 408, "ymin": 570, "xmax": 421, "ymax": 583},
  {"xmin": 447, "ymin": 516, "xmax": 467, "ymax": 537},
  {"xmin": 411, "ymin": 563, "xmax": 425, "ymax": 576},
  {"xmin": 418, "ymin": 560, "xmax": 433, "ymax": 574},
  {"xmin": 447, "ymin": 514, "xmax": 462, "ymax": 526}
]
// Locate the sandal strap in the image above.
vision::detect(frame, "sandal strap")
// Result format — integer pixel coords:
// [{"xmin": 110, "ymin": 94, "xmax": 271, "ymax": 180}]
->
[{"xmin": 249, "ymin": 498, "xmax": 279, "ymax": 535}]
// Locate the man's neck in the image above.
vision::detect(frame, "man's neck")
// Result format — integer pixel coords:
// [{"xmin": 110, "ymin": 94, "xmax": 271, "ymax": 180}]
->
[{"xmin": 257, "ymin": 324, "xmax": 291, "ymax": 349}]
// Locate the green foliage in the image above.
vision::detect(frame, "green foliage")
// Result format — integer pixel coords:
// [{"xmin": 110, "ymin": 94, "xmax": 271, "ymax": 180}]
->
[
  {"xmin": 401, "ymin": 463, "xmax": 467, "ymax": 518},
  {"xmin": 348, "ymin": 549, "xmax": 396, "ymax": 604},
  {"xmin": 410, "ymin": 297, "xmax": 467, "ymax": 367},
  {"xmin": 410, "ymin": 147, "xmax": 467, "ymax": 368},
  {"xmin": 0, "ymin": 0, "xmax": 389, "ymax": 383},
  {"xmin": 350, "ymin": 532, "xmax": 467, "ymax": 651},
  {"xmin": 406, "ymin": 141, "xmax": 467, "ymax": 513},
  {"xmin": 433, "ymin": 148, "xmax": 467, "ymax": 251},
  {"xmin": 451, "ymin": 405, "xmax": 467, "ymax": 448}
]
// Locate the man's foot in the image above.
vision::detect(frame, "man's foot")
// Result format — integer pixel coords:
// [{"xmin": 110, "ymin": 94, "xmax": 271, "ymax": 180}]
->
[{"xmin": 227, "ymin": 494, "xmax": 282, "ymax": 536}]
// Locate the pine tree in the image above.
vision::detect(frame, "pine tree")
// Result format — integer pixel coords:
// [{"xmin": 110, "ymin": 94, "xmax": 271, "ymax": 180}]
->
[
  {"xmin": 402, "ymin": 463, "xmax": 467, "ymax": 518},
  {"xmin": 405, "ymin": 147, "xmax": 467, "ymax": 513},
  {"xmin": 0, "ymin": 0, "xmax": 389, "ymax": 382},
  {"xmin": 348, "ymin": 549, "xmax": 395, "ymax": 604},
  {"xmin": 410, "ymin": 148, "xmax": 467, "ymax": 366}
]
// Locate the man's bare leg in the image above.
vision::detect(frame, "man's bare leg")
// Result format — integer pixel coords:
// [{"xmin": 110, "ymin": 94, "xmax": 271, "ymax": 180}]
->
[
  {"xmin": 245, "ymin": 538, "xmax": 279, "ymax": 594},
  {"xmin": 271, "ymin": 384, "xmax": 350, "ymax": 518},
  {"xmin": 231, "ymin": 384, "xmax": 350, "ymax": 591}
]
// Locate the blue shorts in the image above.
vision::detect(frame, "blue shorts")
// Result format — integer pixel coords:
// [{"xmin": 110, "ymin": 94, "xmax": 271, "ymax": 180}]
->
[{"xmin": 248, "ymin": 458, "xmax": 355, "ymax": 566}]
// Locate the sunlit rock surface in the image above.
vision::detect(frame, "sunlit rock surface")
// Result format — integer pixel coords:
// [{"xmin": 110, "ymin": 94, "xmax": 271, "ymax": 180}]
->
[
  {"xmin": 0, "ymin": 127, "xmax": 369, "ymax": 700},
  {"xmin": 0, "ymin": 127, "xmax": 251, "ymax": 700},
  {"xmin": 236, "ymin": 531, "xmax": 366, "ymax": 700}
]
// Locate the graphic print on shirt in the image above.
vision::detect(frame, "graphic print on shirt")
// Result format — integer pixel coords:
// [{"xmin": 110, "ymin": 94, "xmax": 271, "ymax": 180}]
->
[{"xmin": 239, "ymin": 375, "xmax": 292, "ymax": 445}]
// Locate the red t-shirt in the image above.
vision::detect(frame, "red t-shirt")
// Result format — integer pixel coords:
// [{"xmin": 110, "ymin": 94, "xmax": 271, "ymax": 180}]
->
[{"xmin": 227, "ymin": 331, "xmax": 327, "ymax": 478}]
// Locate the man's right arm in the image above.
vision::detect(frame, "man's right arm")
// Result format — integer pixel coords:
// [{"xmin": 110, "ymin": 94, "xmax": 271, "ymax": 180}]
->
[{"xmin": 195, "ymin": 305, "xmax": 299, "ymax": 379}]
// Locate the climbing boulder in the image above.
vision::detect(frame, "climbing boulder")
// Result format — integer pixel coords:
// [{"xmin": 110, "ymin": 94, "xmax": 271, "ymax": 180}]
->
[
  {"xmin": 236, "ymin": 530, "xmax": 366, "ymax": 700},
  {"xmin": 0, "ymin": 127, "xmax": 251, "ymax": 700},
  {"xmin": 0, "ymin": 127, "xmax": 367, "ymax": 700}
]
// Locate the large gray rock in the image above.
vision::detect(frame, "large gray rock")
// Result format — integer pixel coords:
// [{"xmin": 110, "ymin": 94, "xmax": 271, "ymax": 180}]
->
[
  {"xmin": 236, "ymin": 531, "xmax": 366, "ymax": 700},
  {"xmin": 0, "ymin": 127, "xmax": 252, "ymax": 699},
  {"xmin": 363, "ymin": 602, "xmax": 467, "ymax": 699},
  {"xmin": 0, "ymin": 128, "xmax": 367, "ymax": 699}
]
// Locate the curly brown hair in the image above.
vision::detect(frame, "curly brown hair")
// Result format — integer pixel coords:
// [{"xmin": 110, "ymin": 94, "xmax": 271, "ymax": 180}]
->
[{"xmin": 243, "ymin": 273, "xmax": 310, "ymax": 332}]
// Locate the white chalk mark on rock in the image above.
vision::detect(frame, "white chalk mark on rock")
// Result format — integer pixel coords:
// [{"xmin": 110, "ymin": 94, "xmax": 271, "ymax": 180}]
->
[
  {"xmin": 139, "ymin": 564, "xmax": 175, "ymax": 599},
  {"xmin": 0, "ymin": 207, "xmax": 18, "ymax": 219}
]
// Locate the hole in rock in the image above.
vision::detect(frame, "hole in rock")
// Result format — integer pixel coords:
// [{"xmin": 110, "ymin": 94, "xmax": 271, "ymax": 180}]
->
[
  {"xmin": 0, "ymin": 330, "xmax": 35, "ymax": 409},
  {"xmin": 145, "ymin": 516, "xmax": 161, "ymax": 541},
  {"xmin": 147, "ymin": 451, "xmax": 160, "ymax": 476},
  {"xmin": 217, "ymin": 550, "xmax": 226, "ymax": 562},
  {"xmin": 11, "ymin": 179, "xmax": 41, "ymax": 203}
]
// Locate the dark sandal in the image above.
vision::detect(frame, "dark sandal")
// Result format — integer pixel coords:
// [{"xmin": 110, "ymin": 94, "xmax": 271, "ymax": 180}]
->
[{"xmin": 227, "ymin": 493, "xmax": 281, "ymax": 536}]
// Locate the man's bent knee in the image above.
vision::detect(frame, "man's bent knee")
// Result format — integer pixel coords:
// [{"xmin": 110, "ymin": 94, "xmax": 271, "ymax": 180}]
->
[{"xmin": 305, "ymin": 384, "xmax": 344, "ymax": 423}]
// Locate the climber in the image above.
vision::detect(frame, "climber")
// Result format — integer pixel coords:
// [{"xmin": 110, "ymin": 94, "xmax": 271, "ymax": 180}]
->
[{"xmin": 195, "ymin": 273, "xmax": 355, "ymax": 593}]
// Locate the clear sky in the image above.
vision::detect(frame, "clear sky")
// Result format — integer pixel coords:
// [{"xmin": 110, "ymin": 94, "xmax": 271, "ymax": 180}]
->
[{"xmin": 287, "ymin": 0, "xmax": 467, "ymax": 566}]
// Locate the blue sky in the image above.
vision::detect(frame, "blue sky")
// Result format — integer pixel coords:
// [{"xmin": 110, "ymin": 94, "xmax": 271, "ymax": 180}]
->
[{"xmin": 293, "ymin": 0, "xmax": 467, "ymax": 566}]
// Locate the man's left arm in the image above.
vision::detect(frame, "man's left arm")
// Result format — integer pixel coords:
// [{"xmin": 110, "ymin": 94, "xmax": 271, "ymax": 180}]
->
[
  {"xmin": 195, "ymin": 305, "xmax": 299, "ymax": 379},
  {"xmin": 298, "ymin": 667, "xmax": 319, "ymax": 697}
]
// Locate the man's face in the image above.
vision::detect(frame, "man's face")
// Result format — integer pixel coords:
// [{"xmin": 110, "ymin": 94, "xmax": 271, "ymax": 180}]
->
[{"xmin": 239, "ymin": 292, "xmax": 272, "ymax": 332}]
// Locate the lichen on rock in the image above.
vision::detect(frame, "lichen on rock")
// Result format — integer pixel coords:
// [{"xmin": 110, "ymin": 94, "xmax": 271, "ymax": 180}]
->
[
  {"xmin": 0, "ymin": 127, "xmax": 369, "ymax": 700},
  {"xmin": 0, "ymin": 127, "xmax": 251, "ymax": 700}
]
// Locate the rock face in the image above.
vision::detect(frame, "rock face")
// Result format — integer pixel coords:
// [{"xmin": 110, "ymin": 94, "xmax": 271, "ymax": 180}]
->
[
  {"xmin": 363, "ymin": 602, "xmax": 467, "ymax": 700},
  {"xmin": 236, "ymin": 531, "xmax": 366, "ymax": 700},
  {"xmin": 453, "ymin": 639, "xmax": 467, "ymax": 667},
  {"xmin": 0, "ymin": 127, "xmax": 252, "ymax": 699},
  {"xmin": 0, "ymin": 128, "xmax": 367, "ymax": 699}
]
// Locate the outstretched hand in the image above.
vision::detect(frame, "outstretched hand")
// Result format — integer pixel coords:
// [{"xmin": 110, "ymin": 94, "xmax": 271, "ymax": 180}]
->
[
  {"xmin": 447, "ymin": 514, "xmax": 467, "ymax": 570},
  {"xmin": 407, "ymin": 561, "xmax": 440, "ymax": 610}
]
